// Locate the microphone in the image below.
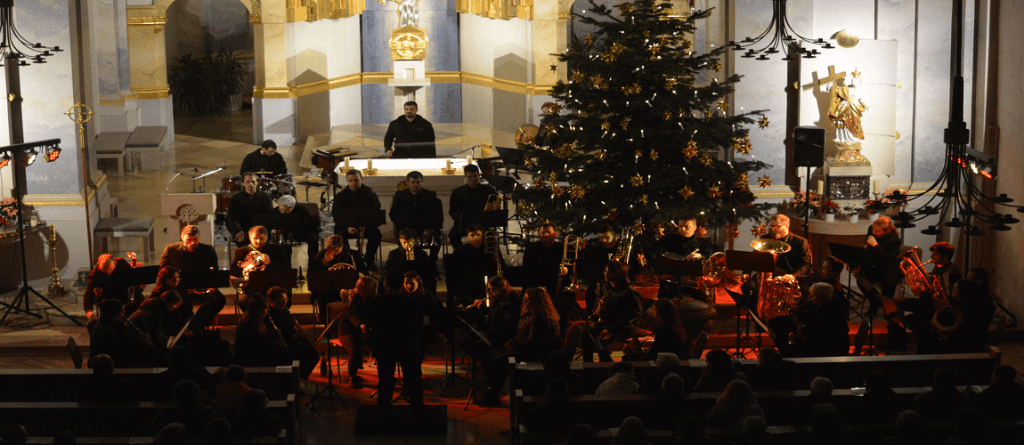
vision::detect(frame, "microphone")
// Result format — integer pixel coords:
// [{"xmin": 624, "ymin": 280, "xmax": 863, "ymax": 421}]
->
[{"xmin": 165, "ymin": 173, "xmax": 181, "ymax": 194}]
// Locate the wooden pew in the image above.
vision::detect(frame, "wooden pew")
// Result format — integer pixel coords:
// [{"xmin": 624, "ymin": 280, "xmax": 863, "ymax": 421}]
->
[
  {"xmin": 0, "ymin": 361, "xmax": 300, "ymax": 402},
  {"xmin": 0, "ymin": 395, "xmax": 296, "ymax": 443},
  {"xmin": 22, "ymin": 430, "xmax": 287, "ymax": 445}
]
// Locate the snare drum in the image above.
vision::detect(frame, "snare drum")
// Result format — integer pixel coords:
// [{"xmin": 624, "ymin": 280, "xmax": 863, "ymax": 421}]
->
[
  {"xmin": 221, "ymin": 176, "xmax": 242, "ymax": 192},
  {"xmin": 256, "ymin": 176, "xmax": 275, "ymax": 194},
  {"xmin": 273, "ymin": 174, "xmax": 295, "ymax": 198},
  {"xmin": 216, "ymin": 191, "xmax": 233, "ymax": 213}
]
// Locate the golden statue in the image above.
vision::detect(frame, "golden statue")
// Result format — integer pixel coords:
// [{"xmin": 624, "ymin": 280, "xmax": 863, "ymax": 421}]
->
[{"xmin": 825, "ymin": 70, "xmax": 870, "ymax": 165}]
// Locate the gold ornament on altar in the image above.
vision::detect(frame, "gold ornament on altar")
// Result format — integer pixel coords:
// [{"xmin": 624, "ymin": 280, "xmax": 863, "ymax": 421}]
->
[
  {"xmin": 757, "ymin": 175, "xmax": 772, "ymax": 188},
  {"xmin": 389, "ymin": 25, "xmax": 429, "ymax": 60},
  {"xmin": 678, "ymin": 186, "xmax": 694, "ymax": 199},
  {"xmin": 758, "ymin": 116, "xmax": 770, "ymax": 129},
  {"xmin": 731, "ymin": 136, "xmax": 752, "ymax": 155}
]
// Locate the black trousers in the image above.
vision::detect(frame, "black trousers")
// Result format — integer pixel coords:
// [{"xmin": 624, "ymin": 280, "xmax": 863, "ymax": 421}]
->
[
  {"xmin": 340, "ymin": 226, "xmax": 382, "ymax": 265},
  {"xmin": 375, "ymin": 348, "xmax": 424, "ymax": 413}
]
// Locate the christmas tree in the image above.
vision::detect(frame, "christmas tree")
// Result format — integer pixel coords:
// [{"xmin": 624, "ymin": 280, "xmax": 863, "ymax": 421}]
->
[{"xmin": 515, "ymin": 0, "xmax": 776, "ymax": 247}]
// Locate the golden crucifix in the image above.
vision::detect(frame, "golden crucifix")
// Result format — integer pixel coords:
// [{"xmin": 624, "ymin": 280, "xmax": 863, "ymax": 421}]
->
[
  {"xmin": 802, "ymin": 65, "xmax": 847, "ymax": 91},
  {"xmin": 64, "ymin": 103, "xmax": 94, "ymax": 150}
]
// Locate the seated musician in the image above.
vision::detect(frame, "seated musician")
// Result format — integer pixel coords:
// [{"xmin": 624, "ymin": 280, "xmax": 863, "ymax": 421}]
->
[
  {"xmin": 239, "ymin": 139, "xmax": 287, "ymax": 176},
  {"xmin": 390, "ymin": 171, "xmax": 443, "ymax": 260},
  {"xmin": 448, "ymin": 164, "xmax": 498, "ymax": 249},
  {"xmin": 227, "ymin": 172, "xmax": 275, "ymax": 247},
  {"xmin": 334, "ymin": 276, "xmax": 376, "ymax": 387},
  {"xmin": 799, "ymin": 255, "xmax": 847, "ymax": 301},
  {"xmin": 761, "ymin": 214, "xmax": 813, "ymax": 278},
  {"xmin": 266, "ymin": 195, "xmax": 320, "ymax": 269},
  {"xmin": 308, "ymin": 234, "xmax": 366, "ymax": 319},
  {"xmin": 857, "ymin": 217, "xmax": 904, "ymax": 316},
  {"xmin": 450, "ymin": 223, "xmax": 505, "ymax": 307},
  {"xmin": 84, "ymin": 253, "xmax": 136, "ymax": 319},
  {"xmin": 579, "ymin": 225, "xmax": 622, "ymax": 315},
  {"xmin": 331, "ymin": 169, "xmax": 382, "ymax": 269},
  {"xmin": 778, "ymin": 282, "xmax": 850, "ymax": 358},
  {"xmin": 563, "ymin": 261, "xmax": 643, "ymax": 362},
  {"xmin": 158, "ymin": 225, "xmax": 226, "ymax": 317},
  {"xmin": 266, "ymin": 286, "xmax": 320, "ymax": 379},
  {"xmin": 888, "ymin": 241, "xmax": 962, "ymax": 352},
  {"xmin": 231, "ymin": 225, "xmax": 292, "ymax": 311},
  {"xmin": 387, "ymin": 228, "xmax": 437, "ymax": 296},
  {"xmin": 463, "ymin": 276, "xmax": 522, "ymax": 374},
  {"xmin": 89, "ymin": 299, "xmax": 166, "ymax": 368},
  {"xmin": 658, "ymin": 217, "xmax": 721, "ymax": 260}
]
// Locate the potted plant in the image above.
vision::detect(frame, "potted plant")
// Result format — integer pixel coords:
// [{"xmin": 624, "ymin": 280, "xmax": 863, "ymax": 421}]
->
[
  {"xmin": 819, "ymin": 199, "xmax": 840, "ymax": 222},
  {"xmin": 784, "ymin": 190, "xmax": 822, "ymax": 220},
  {"xmin": 844, "ymin": 204, "xmax": 862, "ymax": 223},
  {"xmin": 168, "ymin": 47, "xmax": 247, "ymax": 116}
]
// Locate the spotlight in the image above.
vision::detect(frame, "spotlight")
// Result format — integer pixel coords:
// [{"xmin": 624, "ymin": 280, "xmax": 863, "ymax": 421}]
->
[
  {"xmin": 45, "ymin": 146, "xmax": 61, "ymax": 163},
  {"xmin": 0, "ymin": 154, "xmax": 10, "ymax": 169},
  {"xmin": 23, "ymin": 150, "xmax": 37, "ymax": 166}
]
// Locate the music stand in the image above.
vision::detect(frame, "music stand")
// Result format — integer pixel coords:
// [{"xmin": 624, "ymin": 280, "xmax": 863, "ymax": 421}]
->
[
  {"xmin": 393, "ymin": 141, "xmax": 436, "ymax": 159},
  {"xmin": 827, "ymin": 242, "xmax": 891, "ymax": 353},
  {"xmin": 247, "ymin": 269, "xmax": 299, "ymax": 293},
  {"xmin": 449, "ymin": 313, "xmax": 493, "ymax": 409},
  {"xmin": 306, "ymin": 269, "xmax": 359, "ymax": 326},
  {"xmin": 494, "ymin": 146, "xmax": 528, "ymax": 178},
  {"xmin": 181, "ymin": 269, "xmax": 232, "ymax": 292},
  {"xmin": 307, "ymin": 317, "xmax": 349, "ymax": 412},
  {"xmin": 119, "ymin": 266, "xmax": 160, "ymax": 287},
  {"xmin": 724, "ymin": 250, "xmax": 776, "ymax": 358}
]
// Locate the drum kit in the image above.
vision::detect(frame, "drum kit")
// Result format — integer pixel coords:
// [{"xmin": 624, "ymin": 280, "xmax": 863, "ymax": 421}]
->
[{"xmin": 213, "ymin": 171, "xmax": 297, "ymax": 213}]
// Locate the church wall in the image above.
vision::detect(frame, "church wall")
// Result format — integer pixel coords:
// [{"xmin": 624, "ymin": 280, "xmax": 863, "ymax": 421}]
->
[
  {"xmin": 459, "ymin": 13, "xmax": 531, "ymax": 132},
  {"xmin": 286, "ymin": 15, "xmax": 363, "ymax": 140},
  {"xmin": 731, "ymin": 0, "xmax": 974, "ymax": 190}
]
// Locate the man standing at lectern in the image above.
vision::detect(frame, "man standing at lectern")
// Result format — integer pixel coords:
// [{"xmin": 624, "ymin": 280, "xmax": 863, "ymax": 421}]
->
[{"xmin": 384, "ymin": 101, "xmax": 435, "ymax": 158}]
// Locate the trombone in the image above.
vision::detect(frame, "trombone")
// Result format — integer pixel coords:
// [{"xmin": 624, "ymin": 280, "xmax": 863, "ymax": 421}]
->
[
  {"xmin": 483, "ymin": 229, "xmax": 503, "ymax": 277},
  {"xmin": 556, "ymin": 234, "xmax": 583, "ymax": 294},
  {"xmin": 484, "ymin": 194, "xmax": 502, "ymax": 211}
]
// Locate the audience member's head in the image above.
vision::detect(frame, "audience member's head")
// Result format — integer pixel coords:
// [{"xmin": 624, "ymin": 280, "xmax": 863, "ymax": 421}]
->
[
  {"xmin": 544, "ymin": 378, "xmax": 570, "ymax": 400},
  {"xmin": 810, "ymin": 376, "xmax": 834, "ymax": 396},
  {"xmin": 953, "ymin": 407, "xmax": 988, "ymax": 439},
  {"xmin": 757, "ymin": 347, "xmax": 782, "ymax": 366},
  {"xmin": 933, "ymin": 367, "xmax": 956, "ymax": 389},
  {"xmin": 383, "ymin": 269, "xmax": 405, "ymax": 293},
  {"xmin": 205, "ymin": 418, "xmax": 232, "ymax": 443},
  {"xmin": 993, "ymin": 364, "xmax": 1018, "ymax": 385},
  {"xmin": 225, "ymin": 364, "xmax": 247, "ymax": 383},
  {"xmin": 741, "ymin": 416, "xmax": 768, "ymax": 443},
  {"xmin": 609, "ymin": 361, "xmax": 635, "ymax": 377},
  {"xmin": 1, "ymin": 425, "xmax": 28, "ymax": 445},
  {"xmin": 171, "ymin": 379, "xmax": 201, "ymax": 406},
  {"xmin": 673, "ymin": 415, "xmax": 706, "ymax": 441},
  {"xmin": 543, "ymin": 350, "xmax": 570, "ymax": 375},
  {"xmin": 808, "ymin": 403, "xmax": 841, "ymax": 436},
  {"xmin": 561, "ymin": 423, "xmax": 594, "ymax": 445},
  {"xmin": 893, "ymin": 410, "xmax": 925, "ymax": 439},
  {"xmin": 242, "ymin": 389, "xmax": 269, "ymax": 410},
  {"xmin": 89, "ymin": 354, "xmax": 115, "ymax": 375},
  {"xmin": 612, "ymin": 417, "xmax": 651, "ymax": 445},
  {"xmin": 53, "ymin": 431, "xmax": 76, "ymax": 445},
  {"xmin": 717, "ymin": 379, "xmax": 756, "ymax": 409},
  {"xmin": 705, "ymin": 349, "xmax": 735, "ymax": 375},
  {"xmin": 153, "ymin": 423, "xmax": 187, "ymax": 445},
  {"xmin": 656, "ymin": 352, "xmax": 681, "ymax": 370},
  {"xmin": 661, "ymin": 373, "xmax": 685, "ymax": 397}
]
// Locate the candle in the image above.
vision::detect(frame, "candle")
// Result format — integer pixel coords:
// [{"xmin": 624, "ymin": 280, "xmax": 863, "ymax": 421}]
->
[
  {"xmin": 343, "ymin": 157, "xmax": 350, "ymax": 170},
  {"xmin": 367, "ymin": 159, "xmax": 373, "ymax": 170},
  {"xmin": 466, "ymin": 155, "xmax": 473, "ymax": 166},
  {"xmin": 446, "ymin": 159, "xmax": 452, "ymax": 169},
  {"xmin": 873, "ymin": 180, "xmax": 879, "ymax": 194},
  {"xmin": 816, "ymin": 180, "xmax": 824, "ymax": 195}
]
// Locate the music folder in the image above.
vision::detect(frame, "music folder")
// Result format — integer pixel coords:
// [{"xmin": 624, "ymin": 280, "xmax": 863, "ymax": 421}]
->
[
  {"xmin": 826, "ymin": 242, "xmax": 875, "ymax": 270},
  {"xmin": 335, "ymin": 209, "xmax": 385, "ymax": 228},
  {"xmin": 182, "ymin": 269, "xmax": 232, "ymax": 290},
  {"xmin": 118, "ymin": 266, "xmax": 160, "ymax": 287},
  {"xmin": 651, "ymin": 254, "xmax": 704, "ymax": 277},
  {"xmin": 460, "ymin": 209, "xmax": 508, "ymax": 230},
  {"xmin": 306, "ymin": 269, "xmax": 360, "ymax": 292},
  {"xmin": 247, "ymin": 269, "xmax": 299, "ymax": 292},
  {"xmin": 724, "ymin": 249, "xmax": 775, "ymax": 273}
]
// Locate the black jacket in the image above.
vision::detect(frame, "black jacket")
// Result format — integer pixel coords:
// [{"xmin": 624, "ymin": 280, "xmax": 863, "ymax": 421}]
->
[
  {"xmin": 523, "ymin": 241, "xmax": 563, "ymax": 296},
  {"xmin": 384, "ymin": 115, "xmax": 435, "ymax": 157},
  {"xmin": 367, "ymin": 292, "xmax": 424, "ymax": 354},
  {"xmin": 449, "ymin": 183, "xmax": 497, "ymax": 229},
  {"xmin": 390, "ymin": 188, "xmax": 443, "ymax": 234},
  {"xmin": 332, "ymin": 185, "xmax": 381, "ymax": 233},
  {"xmin": 240, "ymin": 149, "xmax": 287, "ymax": 176},
  {"xmin": 227, "ymin": 191, "xmax": 274, "ymax": 237},
  {"xmin": 159, "ymin": 242, "xmax": 219, "ymax": 288},
  {"xmin": 763, "ymin": 233, "xmax": 813, "ymax": 277}
]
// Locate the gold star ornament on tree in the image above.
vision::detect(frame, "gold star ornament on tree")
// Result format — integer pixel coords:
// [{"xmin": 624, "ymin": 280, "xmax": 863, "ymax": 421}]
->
[
  {"xmin": 725, "ymin": 225, "xmax": 740, "ymax": 241},
  {"xmin": 617, "ymin": 2, "xmax": 632, "ymax": 14},
  {"xmin": 665, "ymin": 78, "xmax": 678, "ymax": 90},
  {"xmin": 683, "ymin": 140, "xmax": 698, "ymax": 159},
  {"xmin": 731, "ymin": 136, "xmax": 752, "ymax": 155},
  {"xmin": 758, "ymin": 116, "xmax": 770, "ymax": 129},
  {"xmin": 712, "ymin": 61, "xmax": 722, "ymax": 72},
  {"xmin": 717, "ymin": 101, "xmax": 729, "ymax": 112},
  {"xmin": 550, "ymin": 64, "xmax": 558, "ymax": 72},
  {"xmin": 639, "ymin": 194, "xmax": 649, "ymax": 205},
  {"xmin": 751, "ymin": 224, "xmax": 767, "ymax": 238},
  {"xmin": 601, "ymin": 120, "xmax": 611, "ymax": 131},
  {"xmin": 549, "ymin": 103, "xmax": 562, "ymax": 113},
  {"xmin": 707, "ymin": 186, "xmax": 722, "ymax": 198},
  {"xmin": 570, "ymin": 71, "xmax": 585, "ymax": 83},
  {"xmin": 584, "ymin": 34, "xmax": 594, "ymax": 45},
  {"xmin": 649, "ymin": 150, "xmax": 659, "ymax": 161},
  {"xmin": 569, "ymin": 184, "xmax": 586, "ymax": 199},
  {"xmin": 678, "ymin": 186, "xmax": 694, "ymax": 199},
  {"xmin": 619, "ymin": 118, "xmax": 630, "ymax": 130},
  {"xmin": 758, "ymin": 175, "xmax": 772, "ymax": 188},
  {"xmin": 704, "ymin": 110, "xmax": 714, "ymax": 121},
  {"xmin": 622, "ymin": 83, "xmax": 642, "ymax": 96},
  {"xmin": 631, "ymin": 175, "xmax": 643, "ymax": 187}
]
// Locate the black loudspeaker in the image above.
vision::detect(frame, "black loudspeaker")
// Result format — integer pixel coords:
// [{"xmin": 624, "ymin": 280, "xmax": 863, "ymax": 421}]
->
[{"xmin": 793, "ymin": 126, "xmax": 825, "ymax": 167}]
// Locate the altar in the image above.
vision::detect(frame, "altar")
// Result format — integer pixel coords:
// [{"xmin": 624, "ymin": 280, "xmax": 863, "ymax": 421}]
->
[{"xmin": 790, "ymin": 216, "xmax": 873, "ymax": 271}]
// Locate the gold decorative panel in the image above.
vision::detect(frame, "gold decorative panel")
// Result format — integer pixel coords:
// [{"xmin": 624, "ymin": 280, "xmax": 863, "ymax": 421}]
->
[
  {"xmin": 288, "ymin": 0, "xmax": 365, "ymax": 22},
  {"xmin": 389, "ymin": 26, "xmax": 429, "ymax": 60}
]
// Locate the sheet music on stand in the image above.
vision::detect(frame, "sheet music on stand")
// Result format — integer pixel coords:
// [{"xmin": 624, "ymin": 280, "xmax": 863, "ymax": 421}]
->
[
  {"xmin": 167, "ymin": 318, "xmax": 192, "ymax": 349},
  {"xmin": 453, "ymin": 313, "xmax": 492, "ymax": 347}
]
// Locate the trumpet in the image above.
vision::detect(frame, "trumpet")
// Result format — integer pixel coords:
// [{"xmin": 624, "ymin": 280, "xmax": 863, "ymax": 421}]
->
[
  {"xmin": 613, "ymin": 228, "xmax": 634, "ymax": 265},
  {"xmin": 556, "ymin": 234, "xmax": 583, "ymax": 294},
  {"xmin": 483, "ymin": 229, "xmax": 503, "ymax": 277},
  {"xmin": 897, "ymin": 247, "xmax": 962, "ymax": 338},
  {"xmin": 484, "ymin": 194, "xmax": 501, "ymax": 211},
  {"xmin": 406, "ymin": 243, "xmax": 416, "ymax": 261}
]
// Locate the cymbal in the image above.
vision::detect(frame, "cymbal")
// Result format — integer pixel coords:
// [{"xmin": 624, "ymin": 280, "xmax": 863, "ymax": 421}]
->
[
  {"xmin": 292, "ymin": 175, "xmax": 327, "ymax": 184},
  {"xmin": 750, "ymin": 239, "xmax": 791, "ymax": 255},
  {"xmin": 176, "ymin": 167, "xmax": 204, "ymax": 176},
  {"xmin": 253, "ymin": 171, "xmax": 274, "ymax": 176}
]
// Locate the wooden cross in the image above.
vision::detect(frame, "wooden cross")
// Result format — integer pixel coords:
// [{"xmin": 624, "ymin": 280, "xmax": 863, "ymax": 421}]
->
[{"xmin": 802, "ymin": 65, "xmax": 847, "ymax": 90}]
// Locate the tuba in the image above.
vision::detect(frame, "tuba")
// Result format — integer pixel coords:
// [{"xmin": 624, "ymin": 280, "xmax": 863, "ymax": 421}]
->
[
  {"xmin": 483, "ymin": 229, "xmax": 502, "ymax": 277},
  {"xmin": 556, "ymin": 234, "xmax": 583, "ymax": 294},
  {"xmin": 750, "ymin": 239, "xmax": 801, "ymax": 322},
  {"xmin": 239, "ymin": 249, "xmax": 270, "ymax": 280},
  {"xmin": 898, "ymin": 247, "xmax": 962, "ymax": 338}
]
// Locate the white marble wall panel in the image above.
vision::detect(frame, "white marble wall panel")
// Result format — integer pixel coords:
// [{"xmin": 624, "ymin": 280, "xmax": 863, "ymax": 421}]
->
[
  {"xmin": 288, "ymin": 16, "xmax": 362, "ymax": 81},
  {"xmin": 137, "ymin": 97, "xmax": 176, "ymax": 144},
  {"xmin": 362, "ymin": 84, "xmax": 395, "ymax": 124},
  {"xmin": 461, "ymin": 83, "xmax": 495, "ymax": 127},
  {"xmin": 253, "ymin": 97, "xmax": 297, "ymax": 145},
  {"xmin": 95, "ymin": 0, "xmax": 122, "ymax": 97},
  {"xmin": 812, "ymin": 0, "xmax": 875, "ymax": 40},
  {"xmin": 877, "ymin": 0, "xmax": 916, "ymax": 184},
  {"xmin": 330, "ymin": 86, "xmax": 364, "ymax": 126},
  {"xmin": 460, "ymin": 14, "xmax": 529, "ymax": 80}
]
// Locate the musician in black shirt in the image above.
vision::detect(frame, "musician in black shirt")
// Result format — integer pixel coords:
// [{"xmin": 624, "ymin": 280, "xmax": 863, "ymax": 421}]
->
[
  {"xmin": 383, "ymin": 101, "xmax": 435, "ymax": 158},
  {"xmin": 239, "ymin": 140, "xmax": 287, "ymax": 176},
  {"xmin": 332, "ymin": 169, "xmax": 382, "ymax": 268},
  {"xmin": 389, "ymin": 171, "xmax": 443, "ymax": 260},
  {"xmin": 448, "ymin": 165, "xmax": 497, "ymax": 248},
  {"xmin": 227, "ymin": 172, "xmax": 275, "ymax": 247},
  {"xmin": 366, "ymin": 271, "xmax": 426, "ymax": 417}
]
